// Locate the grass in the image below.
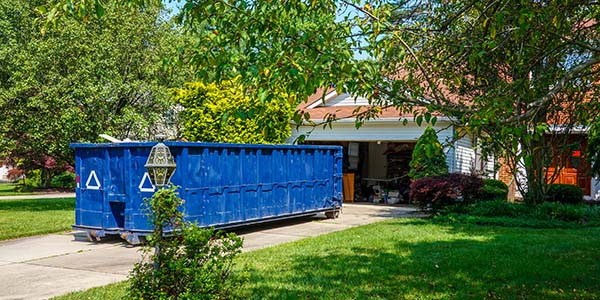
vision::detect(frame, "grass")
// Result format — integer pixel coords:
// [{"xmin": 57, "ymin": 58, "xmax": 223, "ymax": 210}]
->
[
  {"xmin": 53, "ymin": 218, "xmax": 600, "ymax": 300},
  {"xmin": 54, "ymin": 281, "xmax": 129, "ymax": 300},
  {"xmin": 0, "ymin": 197, "xmax": 75, "ymax": 241},
  {"xmin": 0, "ymin": 182, "xmax": 31, "ymax": 196}
]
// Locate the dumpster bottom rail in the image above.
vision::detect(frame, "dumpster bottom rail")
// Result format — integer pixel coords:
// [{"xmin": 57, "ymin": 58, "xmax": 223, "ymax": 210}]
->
[{"xmin": 73, "ymin": 206, "xmax": 341, "ymax": 245}]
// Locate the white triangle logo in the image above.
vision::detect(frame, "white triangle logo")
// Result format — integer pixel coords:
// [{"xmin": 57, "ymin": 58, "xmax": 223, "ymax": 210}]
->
[
  {"xmin": 139, "ymin": 172, "xmax": 155, "ymax": 193},
  {"xmin": 85, "ymin": 170, "xmax": 101, "ymax": 190}
]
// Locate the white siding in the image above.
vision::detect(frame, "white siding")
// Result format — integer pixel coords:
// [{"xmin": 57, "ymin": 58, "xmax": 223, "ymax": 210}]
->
[
  {"xmin": 592, "ymin": 178, "xmax": 600, "ymax": 199},
  {"xmin": 453, "ymin": 134, "xmax": 476, "ymax": 174},
  {"xmin": 0, "ymin": 165, "xmax": 9, "ymax": 181},
  {"xmin": 483, "ymin": 155, "xmax": 496, "ymax": 178}
]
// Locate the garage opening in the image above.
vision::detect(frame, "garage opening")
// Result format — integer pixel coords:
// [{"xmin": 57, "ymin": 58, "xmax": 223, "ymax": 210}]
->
[{"xmin": 305, "ymin": 141, "xmax": 415, "ymax": 204}]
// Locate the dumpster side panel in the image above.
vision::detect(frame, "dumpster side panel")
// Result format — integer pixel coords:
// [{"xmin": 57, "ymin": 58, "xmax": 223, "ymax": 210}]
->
[
  {"xmin": 103, "ymin": 148, "xmax": 126, "ymax": 229},
  {"xmin": 128, "ymin": 146, "xmax": 156, "ymax": 232},
  {"xmin": 76, "ymin": 148, "xmax": 105, "ymax": 229},
  {"xmin": 72, "ymin": 143, "xmax": 343, "ymax": 234}
]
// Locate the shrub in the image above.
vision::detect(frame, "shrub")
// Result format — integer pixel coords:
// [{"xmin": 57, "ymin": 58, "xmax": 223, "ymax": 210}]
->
[
  {"xmin": 436, "ymin": 200, "xmax": 600, "ymax": 228},
  {"xmin": 458, "ymin": 200, "xmax": 528, "ymax": 217},
  {"xmin": 532, "ymin": 201, "xmax": 585, "ymax": 222},
  {"xmin": 409, "ymin": 173, "xmax": 484, "ymax": 211},
  {"xmin": 51, "ymin": 172, "xmax": 76, "ymax": 189},
  {"xmin": 545, "ymin": 184, "xmax": 583, "ymax": 204},
  {"xmin": 174, "ymin": 77, "xmax": 293, "ymax": 144},
  {"xmin": 128, "ymin": 187, "xmax": 247, "ymax": 300},
  {"xmin": 15, "ymin": 169, "xmax": 42, "ymax": 191},
  {"xmin": 477, "ymin": 179, "xmax": 508, "ymax": 201},
  {"xmin": 408, "ymin": 126, "xmax": 449, "ymax": 180},
  {"xmin": 6, "ymin": 168, "xmax": 24, "ymax": 181}
]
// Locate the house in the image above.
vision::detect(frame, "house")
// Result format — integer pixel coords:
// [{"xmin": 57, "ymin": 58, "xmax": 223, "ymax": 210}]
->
[
  {"xmin": 290, "ymin": 88, "xmax": 495, "ymax": 203},
  {"xmin": 0, "ymin": 164, "xmax": 10, "ymax": 182},
  {"xmin": 292, "ymin": 89, "xmax": 600, "ymax": 201}
]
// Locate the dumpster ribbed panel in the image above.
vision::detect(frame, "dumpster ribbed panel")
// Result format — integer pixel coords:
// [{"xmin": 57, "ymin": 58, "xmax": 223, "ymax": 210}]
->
[{"xmin": 71, "ymin": 142, "xmax": 343, "ymax": 235}]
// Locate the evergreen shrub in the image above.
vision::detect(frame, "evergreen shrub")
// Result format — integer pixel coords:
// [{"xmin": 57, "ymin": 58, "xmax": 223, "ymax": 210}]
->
[
  {"xmin": 408, "ymin": 126, "xmax": 448, "ymax": 180},
  {"xmin": 545, "ymin": 184, "xmax": 583, "ymax": 204}
]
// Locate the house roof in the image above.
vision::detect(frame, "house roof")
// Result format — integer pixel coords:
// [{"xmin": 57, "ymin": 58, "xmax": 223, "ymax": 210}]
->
[{"xmin": 298, "ymin": 88, "xmax": 436, "ymax": 122}]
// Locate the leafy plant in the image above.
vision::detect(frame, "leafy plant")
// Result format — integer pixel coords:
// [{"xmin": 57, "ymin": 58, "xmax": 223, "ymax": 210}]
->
[
  {"xmin": 545, "ymin": 184, "xmax": 583, "ymax": 205},
  {"xmin": 174, "ymin": 78, "xmax": 293, "ymax": 144},
  {"xmin": 0, "ymin": 1, "xmax": 190, "ymax": 186},
  {"xmin": 15, "ymin": 169, "xmax": 42, "ymax": 192},
  {"xmin": 128, "ymin": 187, "xmax": 246, "ymax": 300},
  {"xmin": 409, "ymin": 173, "xmax": 483, "ymax": 211},
  {"xmin": 477, "ymin": 179, "xmax": 508, "ymax": 201},
  {"xmin": 437, "ymin": 200, "xmax": 600, "ymax": 228},
  {"xmin": 408, "ymin": 127, "xmax": 449, "ymax": 180},
  {"xmin": 50, "ymin": 172, "xmax": 76, "ymax": 189}
]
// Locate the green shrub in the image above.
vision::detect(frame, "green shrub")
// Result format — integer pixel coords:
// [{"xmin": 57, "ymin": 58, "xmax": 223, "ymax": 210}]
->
[
  {"xmin": 477, "ymin": 179, "xmax": 508, "ymax": 201},
  {"xmin": 15, "ymin": 169, "xmax": 42, "ymax": 192},
  {"xmin": 546, "ymin": 184, "xmax": 583, "ymax": 204},
  {"xmin": 51, "ymin": 172, "xmax": 76, "ymax": 189},
  {"xmin": 532, "ymin": 201, "xmax": 585, "ymax": 222},
  {"xmin": 436, "ymin": 200, "xmax": 600, "ymax": 228},
  {"xmin": 128, "ymin": 187, "xmax": 247, "ymax": 300},
  {"xmin": 174, "ymin": 77, "xmax": 293, "ymax": 144},
  {"xmin": 462, "ymin": 200, "xmax": 528, "ymax": 217},
  {"xmin": 408, "ymin": 126, "xmax": 449, "ymax": 180}
]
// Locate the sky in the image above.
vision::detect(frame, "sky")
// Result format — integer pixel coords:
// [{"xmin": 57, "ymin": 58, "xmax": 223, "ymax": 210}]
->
[{"xmin": 163, "ymin": 1, "xmax": 181, "ymax": 14}]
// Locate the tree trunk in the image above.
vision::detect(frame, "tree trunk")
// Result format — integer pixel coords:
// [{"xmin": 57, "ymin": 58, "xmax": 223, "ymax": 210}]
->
[
  {"xmin": 41, "ymin": 168, "xmax": 52, "ymax": 189},
  {"xmin": 522, "ymin": 110, "xmax": 549, "ymax": 205}
]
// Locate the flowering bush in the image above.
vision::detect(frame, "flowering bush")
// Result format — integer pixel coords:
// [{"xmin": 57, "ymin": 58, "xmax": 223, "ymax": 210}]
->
[{"xmin": 410, "ymin": 173, "xmax": 484, "ymax": 211}]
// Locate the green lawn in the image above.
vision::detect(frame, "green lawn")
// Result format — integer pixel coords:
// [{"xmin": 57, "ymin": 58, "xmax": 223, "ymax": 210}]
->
[
  {"xmin": 54, "ymin": 218, "xmax": 600, "ymax": 300},
  {"xmin": 0, "ymin": 182, "xmax": 22, "ymax": 196},
  {"xmin": 0, "ymin": 197, "xmax": 75, "ymax": 240}
]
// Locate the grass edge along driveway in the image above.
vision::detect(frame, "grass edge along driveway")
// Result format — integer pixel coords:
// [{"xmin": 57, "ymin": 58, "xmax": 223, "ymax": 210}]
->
[
  {"xmin": 0, "ymin": 197, "xmax": 75, "ymax": 241},
  {"xmin": 55, "ymin": 218, "xmax": 600, "ymax": 300}
]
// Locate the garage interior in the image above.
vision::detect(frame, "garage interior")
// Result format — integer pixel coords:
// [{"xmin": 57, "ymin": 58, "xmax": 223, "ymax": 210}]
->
[{"xmin": 306, "ymin": 141, "xmax": 416, "ymax": 204}]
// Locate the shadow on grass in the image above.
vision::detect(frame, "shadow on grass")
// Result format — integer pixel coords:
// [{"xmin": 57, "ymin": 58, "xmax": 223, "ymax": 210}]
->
[
  {"xmin": 0, "ymin": 198, "xmax": 75, "ymax": 212},
  {"xmin": 241, "ymin": 219, "xmax": 600, "ymax": 299}
]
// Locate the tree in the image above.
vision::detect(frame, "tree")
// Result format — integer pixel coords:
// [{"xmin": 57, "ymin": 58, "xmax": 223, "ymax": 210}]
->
[
  {"xmin": 174, "ymin": 77, "xmax": 293, "ymax": 144},
  {"xmin": 408, "ymin": 127, "xmax": 448, "ymax": 180},
  {"xmin": 385, "ymin": 1, "xmax": 600, "ymax": 203},
  {"xmin": 50, "ymin": 0, "xmax": 600, "ymax": 203},
  {"xmin": 0, "ymin": 1, "xmax": 190, "ymax": 186}
]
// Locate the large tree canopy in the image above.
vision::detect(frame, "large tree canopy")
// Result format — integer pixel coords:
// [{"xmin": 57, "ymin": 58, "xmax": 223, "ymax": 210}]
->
[
  {"xmin": 391, "ymin": 1, "xmax": 600, "ymax": 202},
  {"xmin": 0, "ymin": 0, "xmax": 190, "ymax": 185},
  {"xmin": 46, "ymin": 0, "xmax": 600, "ymax": 202}
]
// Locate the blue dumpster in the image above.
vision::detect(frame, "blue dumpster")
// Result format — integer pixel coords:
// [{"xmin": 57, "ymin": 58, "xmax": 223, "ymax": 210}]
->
[{"xmin": 71, "ymin": 142, "xmax": 343, "ymax": 243}]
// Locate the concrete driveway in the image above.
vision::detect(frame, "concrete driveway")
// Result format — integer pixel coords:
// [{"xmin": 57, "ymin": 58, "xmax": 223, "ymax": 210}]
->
[{"xmin": 0, "ymin": 203, "xmax": 418, "ymax": 300}]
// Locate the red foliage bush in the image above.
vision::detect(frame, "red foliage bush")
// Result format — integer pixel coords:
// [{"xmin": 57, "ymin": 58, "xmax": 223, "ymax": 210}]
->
[
  {"xmin": 6, "ymin": 168, "xmax": 24, "ymax": 181},
  {"xmin": 409, "ymin": 173, "xmax": 484, "ymax": 211}
]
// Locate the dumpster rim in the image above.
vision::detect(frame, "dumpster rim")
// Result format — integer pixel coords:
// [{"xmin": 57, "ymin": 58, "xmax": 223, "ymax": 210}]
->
[{"xmin": 70, "ymin": 141, "xmax": 343, "ymax": 151}]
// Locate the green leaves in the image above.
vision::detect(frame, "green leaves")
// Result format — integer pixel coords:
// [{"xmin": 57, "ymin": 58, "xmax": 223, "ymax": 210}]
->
[
  {"xmin": 0, "ymin": 1, "xmax": 189, "ymax": 173},
  {"xmin": 131, "ymin": 187, "xmax": 246, "ymax": 299},
  {"xmin": 409, "ymin": 127, "xmax": 449, "ymax": 180},
  {"xmin": 173, "ymin": 79, "xmax": 293, "ymax": 144}
]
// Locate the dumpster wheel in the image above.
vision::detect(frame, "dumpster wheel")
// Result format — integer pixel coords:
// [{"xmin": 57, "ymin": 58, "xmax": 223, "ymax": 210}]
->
[
  {"xmin": 325, "ymin": 208, "xmax": 340, "ymax": 219},
  {"xmin": 85, "ymin": 230, "xmax": 102, "ymax": 242}
]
